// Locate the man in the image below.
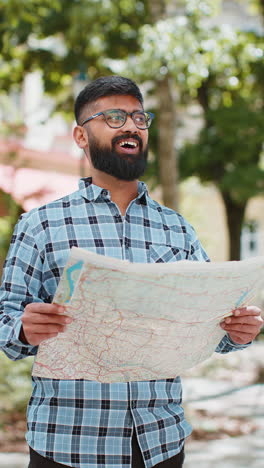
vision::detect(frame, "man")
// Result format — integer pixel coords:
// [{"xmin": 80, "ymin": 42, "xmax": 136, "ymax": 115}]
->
[{"xmin": 0, "ymin": 75, "xmax": 262, "ymax": 468}]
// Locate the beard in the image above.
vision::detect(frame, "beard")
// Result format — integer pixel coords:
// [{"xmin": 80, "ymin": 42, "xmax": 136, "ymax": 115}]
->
[{"xmin": 87, "ymin": 131, "xmax": 148, "ymax": 181}]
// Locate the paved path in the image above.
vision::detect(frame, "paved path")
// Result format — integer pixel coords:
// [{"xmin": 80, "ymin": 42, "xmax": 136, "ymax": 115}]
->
[
  {"xmin": 0, "ymin": 452, "xmax": 29, "ymax": 468},
  {"xmin": 183, "ymin": 380, "xmax": 264, "ymax": 468}
]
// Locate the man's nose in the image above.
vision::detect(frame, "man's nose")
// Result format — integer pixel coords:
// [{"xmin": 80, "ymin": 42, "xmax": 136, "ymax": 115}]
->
[{"xmin": 122, "ymin": 114, "xmax": 139, "ymax": 132}]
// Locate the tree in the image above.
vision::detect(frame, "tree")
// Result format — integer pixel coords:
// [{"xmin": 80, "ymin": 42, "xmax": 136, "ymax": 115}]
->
[
  {"xmin": 1, "ymin": 0, "xmax": 263, "ymax": 250},
  {"xmin": 0, "ymin": 0, "xmax": 149, "ymax": 107},
  {"xmin": 0, "ymin": 190, "xmax": 23, "ymax": 271},
  {"xmin": 0, "ymin": 0, "xmax": 150, "ymax": 243},
  {"xmin": 115, "ymin": 0, "xmax": 263, "ymax": 259},
  {"xmin": 147, "ymin": 0, "xmax": 180, "ymax": 211},
  {"xmin": 112, "ymin": 0, "xmax": 223, "ymax": 209},
  {"xmin": 179, "ymin": 99, "xmax": 264, "ymax": 260},
  {"xmin": 0, "ymin": 0, "xmax": 221, "ymax": 212},
  {"xmin": 178, "ymin": 27, "xmax": 264, "ymax": 259}
]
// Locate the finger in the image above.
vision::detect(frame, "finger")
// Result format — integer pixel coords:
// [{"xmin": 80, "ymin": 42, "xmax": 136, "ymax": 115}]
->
[
  {"xmin": 232, "ymin": 306, "xmax": 262, "ymax": 317},
  {"xmin": 222, "ymin": 324, "xmax": 259, "ymax": 334},
  {"xmin": 223, "ymin": 316, "xmax": 263, "ymax": 326},
  {"xmin": 23, "ymin": 313, "xmax": 72, "ymax": 325},
  {"xmin": 26, "ymin": 323, "xmax": 68, "ymax": 334},
  {"xmin": 25, "ymin": 303, "xmax": 66, "ymax": 315}
]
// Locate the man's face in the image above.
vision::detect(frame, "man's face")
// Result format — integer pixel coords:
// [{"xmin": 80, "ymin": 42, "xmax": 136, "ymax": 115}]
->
[{"xmin": 81, "ymin": 95, "xmax": 149, "ymax": 181}]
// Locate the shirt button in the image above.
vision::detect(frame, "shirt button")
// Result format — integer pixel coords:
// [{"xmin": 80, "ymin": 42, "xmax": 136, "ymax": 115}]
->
[
  {"xmin": 101, "ymin": 189, "xmax": 107, "ymax": 196},
  {"xmin": 131, "ymin": 401, "xmax": 137, "ymax": 409}
]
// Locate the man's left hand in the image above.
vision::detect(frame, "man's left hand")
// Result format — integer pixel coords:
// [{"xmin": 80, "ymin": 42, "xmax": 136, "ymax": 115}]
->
[{"xmin": 220, "ymin": 306, "xmax": 263, "ymax": 345}]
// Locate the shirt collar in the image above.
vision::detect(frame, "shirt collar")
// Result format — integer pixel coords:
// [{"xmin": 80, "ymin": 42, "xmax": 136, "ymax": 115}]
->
[{"xmin": 79, "ymin": 177, "xmax": 148, "ymax": 205}]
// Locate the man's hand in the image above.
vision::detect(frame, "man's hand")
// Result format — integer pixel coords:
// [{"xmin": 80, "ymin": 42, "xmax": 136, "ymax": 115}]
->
[
  {"xmin": 20, "ymin": 303, "xmax": 72, "ymax": 346},
  {"xmin": 220, "ymin": 306, "xmax": 263, "ymax": 345}
]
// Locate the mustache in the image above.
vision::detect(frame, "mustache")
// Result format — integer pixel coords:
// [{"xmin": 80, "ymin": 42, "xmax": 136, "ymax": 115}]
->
[{"xmin": 111, "ymin": 133, "xmax": 143, "ymax": 148}]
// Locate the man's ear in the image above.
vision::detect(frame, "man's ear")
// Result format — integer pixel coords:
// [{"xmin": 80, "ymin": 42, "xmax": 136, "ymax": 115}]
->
[{"xmin": 73, "ymin": 125, "xmax": 89, "ymax": 149}]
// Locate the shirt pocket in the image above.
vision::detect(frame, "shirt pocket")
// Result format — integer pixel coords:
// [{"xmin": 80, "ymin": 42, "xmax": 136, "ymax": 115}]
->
[{"xmin": 148, "ymin": 243, "xmax": 189, "ymax": 263}]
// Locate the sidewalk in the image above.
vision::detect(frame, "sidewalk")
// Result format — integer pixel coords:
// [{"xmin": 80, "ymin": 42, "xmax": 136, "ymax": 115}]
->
[
  {"xmin": 183, "ymin": 380, "xmax": 264, "ymax": 468},
  {"xmin": 0, "ymin": 453, "xmax": 29, "ymax": 468}
]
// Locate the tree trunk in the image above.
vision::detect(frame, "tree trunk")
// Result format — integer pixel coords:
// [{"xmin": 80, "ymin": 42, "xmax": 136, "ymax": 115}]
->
[
  {"xmin": 157, "ymin": 76, "xmax": 178, "ymax": 210},
  {"xmin": 260, "ymin": 0, "xmax": 264, "ymax": 23},
  {"xmin": 148, "ymin": 0, "xmax": 179, "ymax": 211},
  {"xmin": 221, "ymin": 191, "xmax": 247, "ymax": 260}
]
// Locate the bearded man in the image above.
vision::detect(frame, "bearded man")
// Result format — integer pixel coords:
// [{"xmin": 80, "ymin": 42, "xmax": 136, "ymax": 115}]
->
[{"xmin": 0, "ymin": 75, "xmax": 262, "ymax": 468}]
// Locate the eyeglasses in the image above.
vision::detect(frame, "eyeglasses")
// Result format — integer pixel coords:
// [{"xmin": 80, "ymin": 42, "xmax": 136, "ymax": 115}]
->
[{"xmin": 80, "ymin": 109, "xmax": 155, "ymax": 130}]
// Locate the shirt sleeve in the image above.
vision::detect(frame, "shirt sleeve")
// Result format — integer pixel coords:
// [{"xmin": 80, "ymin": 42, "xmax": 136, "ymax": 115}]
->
[
  {"xmin": 215, "ymin": 333, "xmax": 251, "ymax": 354},
  {"xmin": 188, "ymin": 224, "xmax": 210, "ymax": 262},
  {"xmin": 0, "ymin": 214, "xmax": 43, "ymax": 360}
]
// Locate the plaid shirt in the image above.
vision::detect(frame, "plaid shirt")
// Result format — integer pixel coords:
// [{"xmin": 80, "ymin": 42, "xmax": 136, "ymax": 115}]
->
[{"xmin": 0, "ymin": 178, "xmax": 247, "ymax": 468}]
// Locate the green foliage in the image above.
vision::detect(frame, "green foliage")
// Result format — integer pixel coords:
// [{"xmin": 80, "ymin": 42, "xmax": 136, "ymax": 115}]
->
[
  {"xmin": 0, "ymin": 0, "xmax": 149, "ymax": 98},
  {"xmin": 179, "ymin": 99, "xmax": 264, "ymax": 204},
  {"xmin": 0, "ymin": 190, "xmax": 23, "ymax": 270},
  {"xmin": 123, "ymin": 20, "xmax": 263, "ymax": 97},
  {"xmin": 237, "ymin": 0, "xmax": 264, "ymax": 17},
  {"xmin": 0, "ymin": 0, "xmax": 263, "ymax": 257},
  {"xmin": 0, "ymin": 353, "xmax": 33, "ymax": 414},
  {"xmin": 121, "ymin": 1, "xmax": 264, "ymax": 219},
  {"xmin": 0, "ymin": 216, "xmax": 12, "ymax": 263}
]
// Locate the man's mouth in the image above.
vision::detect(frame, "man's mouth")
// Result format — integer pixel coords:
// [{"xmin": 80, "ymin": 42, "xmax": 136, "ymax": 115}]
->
[
  {"xmin": 118, "ymin": 139, "xmax": 139, "ymax": 152},
  {"xmin": 113, "ymin": 135, "xmax": 142, "ymax": 155}
]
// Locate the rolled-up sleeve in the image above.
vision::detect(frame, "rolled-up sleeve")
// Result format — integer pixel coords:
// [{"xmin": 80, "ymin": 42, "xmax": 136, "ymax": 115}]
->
[{"xmin": 216, "ymin": 333, "xmax": 251, "ymax": 354}]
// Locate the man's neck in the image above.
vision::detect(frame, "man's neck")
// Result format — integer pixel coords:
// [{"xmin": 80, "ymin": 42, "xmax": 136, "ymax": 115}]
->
[{"xmin": 91, "ymin": 171, "xmax": 139, "ymax": 216}]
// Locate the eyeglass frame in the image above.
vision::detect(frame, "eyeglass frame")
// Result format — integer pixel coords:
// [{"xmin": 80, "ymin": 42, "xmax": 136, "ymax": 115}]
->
[{"xmin": 80, "ymin": 109, "xmax": 155, "ymax": 130}]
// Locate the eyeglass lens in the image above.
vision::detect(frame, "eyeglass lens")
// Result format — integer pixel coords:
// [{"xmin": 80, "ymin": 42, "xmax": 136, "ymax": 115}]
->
[{"xmin": 104, "ymin": 110, "xmax": 151, "ymax": 129}]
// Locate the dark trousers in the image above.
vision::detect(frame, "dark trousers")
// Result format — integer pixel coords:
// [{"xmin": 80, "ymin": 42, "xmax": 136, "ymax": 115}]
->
[{"xmin": 28, "ymin": 432, "xmax": 185, "ymax": 467}]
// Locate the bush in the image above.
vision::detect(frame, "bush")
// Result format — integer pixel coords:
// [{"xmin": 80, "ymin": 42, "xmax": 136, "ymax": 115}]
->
[{"xmin": 0, "ymin": 353, "xmax": 33, "ymax": 414}]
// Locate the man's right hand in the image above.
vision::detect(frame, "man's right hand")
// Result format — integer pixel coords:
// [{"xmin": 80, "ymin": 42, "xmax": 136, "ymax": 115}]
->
[{"xmin": 20, "ymin": 303, "xmax": 73, "ymax": 346}]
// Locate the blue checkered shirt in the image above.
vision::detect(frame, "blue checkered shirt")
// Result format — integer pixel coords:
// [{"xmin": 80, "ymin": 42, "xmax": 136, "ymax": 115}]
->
[{"xmin": 0, "ymin": 178, "xmax": 248, "ymax": 468}]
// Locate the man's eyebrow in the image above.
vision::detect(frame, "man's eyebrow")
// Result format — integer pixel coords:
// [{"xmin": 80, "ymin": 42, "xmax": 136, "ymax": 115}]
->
[{"xmin": 104, "ymin": 108, "xmax": 144, "ymax": 112}]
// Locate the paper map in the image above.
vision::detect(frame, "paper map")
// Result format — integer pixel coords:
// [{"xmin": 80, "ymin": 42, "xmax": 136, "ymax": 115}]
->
[{"xmin": 32, "ymin": 248, "xmax": 264, "ymax": 382}]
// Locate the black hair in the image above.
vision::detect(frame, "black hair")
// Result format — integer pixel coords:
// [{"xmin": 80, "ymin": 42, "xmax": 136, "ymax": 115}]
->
[{"xmin": 74, "ymin": 75, "xmax": 144, "ymax": 124}]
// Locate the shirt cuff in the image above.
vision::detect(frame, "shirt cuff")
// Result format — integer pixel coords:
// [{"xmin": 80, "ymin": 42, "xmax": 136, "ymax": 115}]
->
[
  {"xmin": 225, "ymin": 333, "xmax": 252, "ymax": 349},
  {"xmin": 12, "ymin": 319, "xmax": 35, "ymax": 349}
]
